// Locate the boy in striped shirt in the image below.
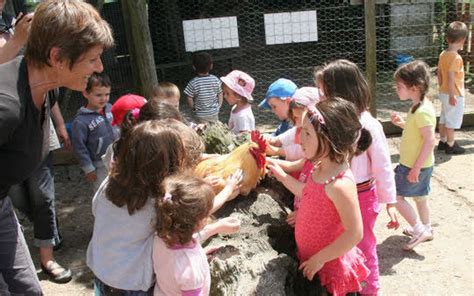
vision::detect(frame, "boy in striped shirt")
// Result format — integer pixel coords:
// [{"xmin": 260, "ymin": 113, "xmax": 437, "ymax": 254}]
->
[{"xmin": 185, "ymin": 52, "xmax": 223, "ymax": 123}]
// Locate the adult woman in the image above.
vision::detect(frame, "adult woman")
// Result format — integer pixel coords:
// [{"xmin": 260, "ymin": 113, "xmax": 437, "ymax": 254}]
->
[{"xmin": 0, "ymin": 0, "xmax": 113, "ymax": 294}]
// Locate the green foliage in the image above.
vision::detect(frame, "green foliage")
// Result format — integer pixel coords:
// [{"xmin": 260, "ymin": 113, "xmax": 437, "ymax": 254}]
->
[{"xmin": 200, "ymin": 121, "xmax": 247, "ymax": 154}]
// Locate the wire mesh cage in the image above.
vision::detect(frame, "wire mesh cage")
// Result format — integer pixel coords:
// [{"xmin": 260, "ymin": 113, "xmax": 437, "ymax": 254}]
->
[{"xmin": 8, "ymin": 0, "xmax": 471, "ymax": 126}]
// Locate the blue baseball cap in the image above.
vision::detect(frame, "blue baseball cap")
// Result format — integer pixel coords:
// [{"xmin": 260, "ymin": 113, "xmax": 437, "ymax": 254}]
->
[{"xmin": 259, "ymin": 78, "xmax": 297, "ymax": 109}]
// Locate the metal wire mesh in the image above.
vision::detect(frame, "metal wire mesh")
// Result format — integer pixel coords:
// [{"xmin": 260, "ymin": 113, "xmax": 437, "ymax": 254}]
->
[
  {"xmin": 146, "ymin": 0, "xmax": 472, "ymax": 128},
  {"xmin": 23, "ymin": 0, "xmax": 470, "ymax": 126}
]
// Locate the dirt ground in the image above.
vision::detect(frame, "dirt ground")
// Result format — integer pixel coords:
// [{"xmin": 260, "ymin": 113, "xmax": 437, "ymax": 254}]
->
[{"xmin": 16, "ymin": 127, "xmax": 472, "ymax": 296}]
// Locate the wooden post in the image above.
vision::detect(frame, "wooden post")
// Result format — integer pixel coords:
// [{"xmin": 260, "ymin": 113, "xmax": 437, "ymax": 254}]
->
[
  {"xmin": 364, "ymin": 0, "xmax": 377, "ymax": 117},
  {"xmin": 121, "ymin": 0, "xmax": 158, "ymax": 99},
  {"xmin": 365, "ymin": 0, "xmax": 377, "ymax": 117}
]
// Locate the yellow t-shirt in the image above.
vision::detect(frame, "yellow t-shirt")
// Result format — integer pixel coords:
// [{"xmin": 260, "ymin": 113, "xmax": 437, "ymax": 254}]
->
[
  {"xmin": 438, "ymin": 50, "xmax": 464, "ymax": 97},
  {"xmin": 399, "ymin": 100, "xmax": 436, "ymax": 168}
]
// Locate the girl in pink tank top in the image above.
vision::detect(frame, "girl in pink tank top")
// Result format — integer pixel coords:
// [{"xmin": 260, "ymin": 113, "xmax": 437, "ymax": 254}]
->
[{"xmin": 268, "ymin": 98, "xmax": 372, "ymax": 295}]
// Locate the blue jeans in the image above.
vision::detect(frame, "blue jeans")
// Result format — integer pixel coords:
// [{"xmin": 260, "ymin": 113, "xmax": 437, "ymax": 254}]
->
[
  {"xmin": 9, "ymin": 153, "xmax": 61, "ymax": 248},
  {"xmin": 0, "ymin": 197, "xmax": 43, "ymax": 295},
  {"xmin": 94, "ymin": 278, "xmax": 153, "ymax": 296}
]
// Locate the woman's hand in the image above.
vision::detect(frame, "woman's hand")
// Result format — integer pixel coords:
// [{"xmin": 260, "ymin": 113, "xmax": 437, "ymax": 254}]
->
[{"xmin": 299, "ymin": 254, "xmax": 325, "ymax": 281}]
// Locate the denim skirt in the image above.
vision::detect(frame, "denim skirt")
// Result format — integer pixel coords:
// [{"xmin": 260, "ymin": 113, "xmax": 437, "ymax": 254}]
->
[{"xmin": 395, "ymin": 164, "xmax": 433, "ymax": 197}]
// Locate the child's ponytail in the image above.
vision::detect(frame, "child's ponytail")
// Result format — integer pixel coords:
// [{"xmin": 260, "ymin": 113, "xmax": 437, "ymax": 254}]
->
[
  {"xmin": 155, "ymin": 174, "xmax": 214, "ymax": 246},
  {"xmin": 355, "ymin": 128, "xmax": 373, "ymax": 156},
  {"xmin": 393, "ymin": 60, "xmax": 430, "ymax": 113}
]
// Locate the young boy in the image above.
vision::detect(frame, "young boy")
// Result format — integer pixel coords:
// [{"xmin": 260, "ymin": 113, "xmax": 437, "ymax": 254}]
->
[
  {"xmin": 184, "ymin": 52, "xmax": 223, "ymax": 123},
  {"xmin": 72, "ymin": 73, "xmax": 118, "ymax": 192},
  {"xmin": 437, "ymin": 21, "xmax": 468, "ymax": 154},
  {"xmin": 152, "ymin": 81, "xmax": 181, "ymax": 110},
  {"xmin": 258, "ymin": 78, "xmax": 297, "ymax": 136}
]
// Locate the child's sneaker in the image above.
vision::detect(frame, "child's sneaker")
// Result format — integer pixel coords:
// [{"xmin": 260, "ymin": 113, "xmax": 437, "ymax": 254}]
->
[
  {"xmin": 403, "ymin": 229, "xmax": 434, "ymax": 250},
  {"xmin": 445, "ymin": 141, "xmax": 465, "ymax": 155},
  {"xmin": 437, "ymin": 141, "xmax": 446, "ymax": 151}
]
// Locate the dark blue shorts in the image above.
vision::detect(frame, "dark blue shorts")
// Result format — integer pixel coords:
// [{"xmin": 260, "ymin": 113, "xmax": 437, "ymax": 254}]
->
[{"xmin": 395, "ymin": 164, "xmax": 433, "ymax": 197}]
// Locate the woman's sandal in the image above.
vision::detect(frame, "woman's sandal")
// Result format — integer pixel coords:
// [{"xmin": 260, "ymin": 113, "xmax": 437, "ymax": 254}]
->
[{"xmin": 41, "ymin": 261, "xmax": 72, "ymax": 284}]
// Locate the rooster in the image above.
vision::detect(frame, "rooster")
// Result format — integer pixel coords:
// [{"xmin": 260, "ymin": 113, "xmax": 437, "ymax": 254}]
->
[{"xmin": 195, "ymin": 131, "xmax": 267, "ymax": 196}]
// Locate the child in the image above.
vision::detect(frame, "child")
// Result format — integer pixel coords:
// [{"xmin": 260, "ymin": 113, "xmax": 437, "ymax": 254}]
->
[
  {"xmin": 87, "ymin": 120, "xmax": 187, "ymax": 294},
  {"xmin": 221, "ymin": 70, "xmax": 256, "ymax": 135},
  {"xmin": 72, "ymin": 73, "xmax": 118, "ymax": 192},
  {"xmin": 111, "ymin": 93, "xmax": 147, "ymax": 127},
  {"xmin": 437, "ymin": 21, "xmax": 468, "ymax": 154},
  {"xmin": 152, "ymin": 81, "xmax": 181, "ymax": 110},
  {"xmin": 391, "ymin": 60, "xmax": 436, "ymax": 250},
  {"xmin": 319, "ymin": 59, "xmax": 398, "ymax": 295},
  {"xmin": 268, "ymin": 98, "xmax": 370, "ymax": 295},
  {"xmin": 184, "ymin": 52, "xmax": 223, "ymax": 123},
  {"xmin": 266, "ymin": 87, "xmax": 320, "ymax": 161},
  {"xmin": 259, "ymin": 78, "xmax": 297, "ymax": 136},
  {"xmin": 153, "ymin": 174, "xmax": 240, "ymax": 296}
]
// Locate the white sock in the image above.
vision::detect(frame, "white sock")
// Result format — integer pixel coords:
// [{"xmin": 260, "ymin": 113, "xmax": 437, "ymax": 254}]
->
[
  {"xmin": 447, "ymin": 140, "xmax": 455, "ymax": 147},
  {"xmin": 440, "ymin": 137, "xmax": 447, "ymax": 142},
  {"xmin": 413, "ymin": 222, "xmax": 425, "ymax": 236},
  {"xmin": 424, "ymin": 223, "xmax": 432, "ymax": 232}
]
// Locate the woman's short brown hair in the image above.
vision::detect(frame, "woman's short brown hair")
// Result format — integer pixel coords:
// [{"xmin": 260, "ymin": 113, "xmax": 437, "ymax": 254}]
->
[{"xmin": 25, "ymin": 0, "xmax": 114, "ymax": 69}]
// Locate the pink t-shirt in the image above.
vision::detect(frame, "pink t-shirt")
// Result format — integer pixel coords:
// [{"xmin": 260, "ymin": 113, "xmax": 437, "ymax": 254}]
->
[{"xmin": 153, "ymin": 236, "xmax": 210, "ymax": 296}]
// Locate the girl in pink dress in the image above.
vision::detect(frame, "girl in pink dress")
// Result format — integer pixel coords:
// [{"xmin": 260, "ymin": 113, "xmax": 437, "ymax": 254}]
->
[{"xmin": 268, "ymin": 98, "xmax": 370, "ymax": 295}]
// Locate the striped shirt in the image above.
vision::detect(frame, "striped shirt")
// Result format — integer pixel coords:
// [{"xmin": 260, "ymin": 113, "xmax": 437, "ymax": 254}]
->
[{"xmin": 184, "ymin": 74, "xmax": 222, "ymax": 117}]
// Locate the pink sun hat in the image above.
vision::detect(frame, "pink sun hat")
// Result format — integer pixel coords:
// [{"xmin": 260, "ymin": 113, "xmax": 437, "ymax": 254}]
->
[
  {"xmin": 220, "ymin": 70, "xmax": 255, "ymax": 102},
  {"xmin": 291, "ymin": 87, "xmax": 320, "ymax": 107}
]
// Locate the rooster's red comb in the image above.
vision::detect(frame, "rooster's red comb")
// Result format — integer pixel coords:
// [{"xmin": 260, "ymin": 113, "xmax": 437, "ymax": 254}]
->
[{"xmin": 251, "ymin": 130, "xmax": 266, "ymax": 154}]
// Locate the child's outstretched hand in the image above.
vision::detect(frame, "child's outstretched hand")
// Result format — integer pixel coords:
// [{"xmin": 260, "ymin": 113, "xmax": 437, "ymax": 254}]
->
[
  {"xmin": 267, "ymin": 162, "xmax": 287, "ymax": 182},
  {"xmin": 203, "ymin": 175, "xmax": 224, "ymax": 188},
  {"xmin": 299, "ymin": 254, "xmax": 325, "ymax": 281},
  {"xmin": 386, "ymin": 204, "xmax": 399, "ymax": 229},
  {"xmin": 215, "ymin": 217, "xmax": 241, "ymax": 235},
  {"xmin": 224, "ymin": 169, "xmax": 243, "ymax": 201},
  {"xmin": 390, "ymin": 111, "xmax": 404, "ymax": 128}
]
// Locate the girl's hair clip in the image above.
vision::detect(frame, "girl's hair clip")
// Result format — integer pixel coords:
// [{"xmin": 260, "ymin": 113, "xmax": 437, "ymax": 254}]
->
[
  {"xmin": 307, "ymin": 105, "xmax": 326, "ymax": 125},
  {"xmin": 163, "ymin": 192, "xmax": 172, "ymax": 202},
  {"xmin": 131, "ymin": 108, "xmax": 141, "ymax": 120}
]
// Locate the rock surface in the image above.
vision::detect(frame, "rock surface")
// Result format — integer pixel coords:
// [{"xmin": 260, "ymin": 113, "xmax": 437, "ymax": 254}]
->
[{"xmin": 206, "ymin": 177, "xmax": 327, "ymax": 296}]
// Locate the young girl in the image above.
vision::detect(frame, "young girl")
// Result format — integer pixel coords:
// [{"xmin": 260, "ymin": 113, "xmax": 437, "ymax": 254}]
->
[
  {"xmin": 391, "ymin": 60, "xmax": 436, "ymax": 250},
  {"xmin": 153, "ymin": 174, "xmax": 240, "ymax": 296},
  {"xmin": 319, "ymin": 59, "xmax": 398, "ymax": 295},
  {"xmin": 87, "ymin": 120, "xmax": 187, "ymax": 294},
  {"xmin": 268, "ymin": 98, "xmax": 370, "ymax": 295},
  {"xmin": 266, "ymin": 87, "xmax": 320, "ymax": 161},
  {"xmin": 221, "ymin": 70, "xmax": 256, "ymax": 135}
]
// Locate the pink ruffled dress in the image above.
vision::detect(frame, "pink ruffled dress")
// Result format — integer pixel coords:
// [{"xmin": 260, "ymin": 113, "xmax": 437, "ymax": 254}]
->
[{"xmin": 295, "ymin": 170, "xmax": 369, "ymax": 296}]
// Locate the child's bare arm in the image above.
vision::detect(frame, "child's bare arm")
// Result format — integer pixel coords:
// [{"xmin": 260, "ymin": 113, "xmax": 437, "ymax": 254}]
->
[
  {"xmin": 218, "ymin": 92, "xmax": 223, "ymax": 107},
  {"xmin": 267, "ymin": 161, "xmax": 305, "ymax": 197},
  {"xmin": 186, "ymin": 95, "xmax": 194, "ymax": 108},
  {"xmin": 437, "ymin": 68, "xmax": 442, "ymax": 86},
  {"xmin": 266, "ymin": 157, "xmax": 305, "ymax": 173},
  {"xmin": 407, "ymin": 125, "xmax": 435, "ymax": 183},
  {"xmin": 447, "ymin": 72, "xmax": 457, "ymax": 106}
]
